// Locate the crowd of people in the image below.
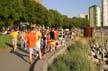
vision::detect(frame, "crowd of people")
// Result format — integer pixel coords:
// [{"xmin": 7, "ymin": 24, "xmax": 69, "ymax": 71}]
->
[{"xmin": 9, "ymin": 25, "xmax": 67, "ymax": 64}]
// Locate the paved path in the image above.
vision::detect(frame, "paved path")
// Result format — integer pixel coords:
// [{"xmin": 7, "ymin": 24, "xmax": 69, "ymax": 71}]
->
[
  {"xmin": 0, "ymin": 38, "xmax": 73, "ymax": 71},
  {"xmin": 0, "ymin": 48, "xmax": 37, "ymax": 71}
]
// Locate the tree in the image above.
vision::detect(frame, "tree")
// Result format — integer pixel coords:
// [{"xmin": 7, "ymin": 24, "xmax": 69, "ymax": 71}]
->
[
  {"xmin": 22, "ymin": 0, "xmax": 48, "ymax": 26},
  {"xmin": 0, "ymin": 0, "xmax": 88, "ymax": 29},
  {"xmin": 48, "ymin": 9, "xmax": 63, "ymax": 28},
  {"xmin": 62, "ymin": 15, "xmax": 70, "ymax": 28},
  {"xmin": 71, "ymin": 17, "xmax": 88, "ymax": 28},
  {"xmin": 0, "ymin": 0, "xmax": 24, "ymax": 27}
]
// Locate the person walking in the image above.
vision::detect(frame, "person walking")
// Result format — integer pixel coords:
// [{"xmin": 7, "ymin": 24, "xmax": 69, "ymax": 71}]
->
[
  {"xmin": 20, "ymin": 30, "xmax": 27, "ymax": 49},
  {"xmin": 35, "ymin": 26, "xmax": 42, "ymax": 59},
  {"xmin": 49, "ymin": 27, "xmax": 56, "ymax": 51},
  {"xmin": 25, "ymin": 27, "xmax": 36, "ymax": 64},
  {"xmin": 10, "ymin": 28, "xmax": 18, "ymax": 51}
]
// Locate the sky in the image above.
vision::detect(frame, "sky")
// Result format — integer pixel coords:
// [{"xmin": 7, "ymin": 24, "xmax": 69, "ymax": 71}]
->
[{"xmin": 42, "ymin": 0, "xmax": 101, "ymax": 17}]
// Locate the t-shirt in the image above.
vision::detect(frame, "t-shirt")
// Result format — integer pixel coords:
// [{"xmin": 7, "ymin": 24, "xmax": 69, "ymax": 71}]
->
[
  {"xmin": 50, "ymin": 31, "xmax": 55, "ymax": 40},
  {"xmin": 25, "ymin": 32, "xmax": 36, "ymax": 48},
  {"xmin": 55, "ymin": 31, "xmax": 58, "ymax": 39},
  {"xmin": 36, "ymin": 31, "xmax": 41, "ymax": 42},
  {"xmin": 47, "ymin": 35, "xmax": 50, "ymax": 44},
  {"xmin": 10, "ymin": 31, "xmax": 18, "ymax": 38}
]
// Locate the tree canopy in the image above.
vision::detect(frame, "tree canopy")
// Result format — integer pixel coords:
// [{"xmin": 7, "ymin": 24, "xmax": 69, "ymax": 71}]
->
[{"xmin": 0, "ymin": 0, "xmax": 88, "ymax": 29}]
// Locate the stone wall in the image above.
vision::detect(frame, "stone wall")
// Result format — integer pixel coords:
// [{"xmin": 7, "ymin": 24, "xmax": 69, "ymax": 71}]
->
[{"xmin": 34, "ymin": 39, "xmax": 72, "ymax": 71}]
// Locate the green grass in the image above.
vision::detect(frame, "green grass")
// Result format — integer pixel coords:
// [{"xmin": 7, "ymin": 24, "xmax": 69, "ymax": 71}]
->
[
  {"xmin": 0, "ymin": 34, "xmax": 21, "ymax": 48},
  {"xmin": 0, "ymin": 35, "xmax": 12, "ymax": 48}
]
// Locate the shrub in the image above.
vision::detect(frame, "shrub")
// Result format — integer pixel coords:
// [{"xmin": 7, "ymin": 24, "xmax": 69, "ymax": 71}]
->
[{"xmin": 48, "ymin": 41, "xmax": 97, "ymax": 71}]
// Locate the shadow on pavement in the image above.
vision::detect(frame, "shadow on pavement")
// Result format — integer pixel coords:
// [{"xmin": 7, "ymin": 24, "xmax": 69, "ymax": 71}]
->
[
  {"xmin": 6, "ymin": 42, "xmax": 13, "ymax": 48},
  {"xmin": 29, "ymin": 59, "xmax": 38, "ymax": 71},
  {"xmin": 10, "ymin": 50, "xmax": 29, "ymax": 63},
  {"xmin": 18, "ymin": 47, "xmax": 29, "ymax": 54},
  {"xmin": 6, "ymin": 42, "xmax": 29, "ymax": 54},
  {"xmin": 6, "ymin": 42, "xmax": 39, "ymax": 71},
  {"xmin": 6, "ymin": 42, "xmax": 21, "ymax": 48}
]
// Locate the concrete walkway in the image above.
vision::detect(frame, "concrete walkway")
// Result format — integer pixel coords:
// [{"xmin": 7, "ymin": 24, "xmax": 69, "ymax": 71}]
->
[
  {"xmin": 0, "ymin": 38, "xmax": 73, "ymax": 71},
  {"xmin": 0, "ymin": 46, "xmax": 69, "ymax": 71},
  {"xmin": 0, "ymin": 48, "xmax": 37, "ymax": 71}
]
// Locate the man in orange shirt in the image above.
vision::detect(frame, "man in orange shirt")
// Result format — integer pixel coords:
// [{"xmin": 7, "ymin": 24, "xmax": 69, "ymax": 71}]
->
[{"xmin": 25, "ymin": 27, "xmax": 36, "ymax": 64}]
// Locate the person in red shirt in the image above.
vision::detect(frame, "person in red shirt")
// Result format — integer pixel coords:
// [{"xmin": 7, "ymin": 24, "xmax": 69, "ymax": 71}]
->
[
  {"xmin": 25, "ymin": 27, "xmax": 36, "ymax": 64},
  {"xmin": 46, "ymin": 33, "xmax": 51, "ymax": 52}
]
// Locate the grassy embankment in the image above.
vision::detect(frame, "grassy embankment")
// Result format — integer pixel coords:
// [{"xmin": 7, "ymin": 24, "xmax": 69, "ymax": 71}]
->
[{"xmin": 48, "ymin": 37, "xmax": 97, "ymax": 71}]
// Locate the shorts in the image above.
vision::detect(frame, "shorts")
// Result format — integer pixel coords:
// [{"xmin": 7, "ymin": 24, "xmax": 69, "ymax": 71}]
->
[
  {"xmin": 29, "ymin": 47, "xmax": 40, "ymax": 55},
  {"xmin": 50, "ymin": 40, "xmax": 56, "ymax": 47},
  {"xmin": 12, "ymin": 38, "xmax": 17, "ymax": 47},
  {"xmin": 36, "ymin": 41, "xmax": 41, "ymax": 49},
  {"xmin": 29, "ymin": 48, "xmax": 36, "ymax": 55}
]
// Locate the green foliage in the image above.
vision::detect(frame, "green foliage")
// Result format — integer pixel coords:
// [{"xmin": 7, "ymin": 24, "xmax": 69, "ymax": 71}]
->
[
  {"xmin": 48, "ymin": 9, "xmax": 63, "ymax": 28},
  {"xmin": 62, "ymin": 15, "xmax": 70, "ymax": 28},
  {"xmin": 71, "ymin": 17, "xmax": 88, "ymax": 28},
  {"xmin": 23, "ymin": 0, "xmax": 48, "ymax": 24},
  {"xmin": 0, "ymin": 0, "xmax": 89, "ymax": 28},
  {"xmin": 0, "ymin": 0, "xmax": 24, "ymax": 26},
  {"xmin": 0, "ymin": 0, "xmax": 48, "ymax": 26},
  {"xmin": 0, "ymin": 21, "xmax": 4, "ymax": 29},
  {"xmin": 48, "ymin": 41, "xmax": 96, "ymax": 71}
]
